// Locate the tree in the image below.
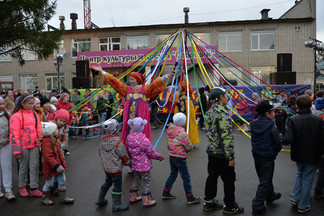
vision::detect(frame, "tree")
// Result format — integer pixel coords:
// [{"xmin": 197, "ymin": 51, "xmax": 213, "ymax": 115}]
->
[{"xmin": 0, "ymin": 0, "xmax": 63, "ymax": 66}]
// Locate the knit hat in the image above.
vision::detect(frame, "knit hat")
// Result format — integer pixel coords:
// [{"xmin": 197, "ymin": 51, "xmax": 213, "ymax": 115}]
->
[
  {"xmin": 127, "ymin": 117, "xmax": 147, "ymax": 133},
  {"xmin": 255, "ymin": 100, "xmax": 274, "ymax": 115},
  {"xmin": 55, "ymin": 109, "xmax": 70, "ymax": 121},
  {"xmin": 0, "ymin": 96, "xmax": 3, "ymax": 101},
  {"xmin": 304, "ymin": 89, "xmax": 313, "ymax": 96},
  {"xmin": 315, "ymin": 98, "xmax": 324, "ymax": 110},
  {"xmin": 40, "ymin": 97, "xmax": 50, "ymax": 107},
  {"xmin": 173, "ymin": 113, "xmax": 186, "ymax": 126},
  {"xmin": 102, "ymin": 119, "xmax": 119, "ymax": 135},
  {"xmin": 50, "ymin": 96, "xmax": 58, "ymax": 103},
  {"xmin": 41, "ymin": 122, "xmax": 57, "ymax": 136},
  {"xmin": 130, "ymin": 72, "xmax": 145, "ymax": 86},
  {"xmin": 60, "ymin": 92, "xmax": 69, "ymax": 101},
  {"xmin": 34, "ymin": 97, "xmax": 40, "ymax": 106},
  {"xmin": 210, "ymin": 87, "xmax": 226, "ymax": 101}
]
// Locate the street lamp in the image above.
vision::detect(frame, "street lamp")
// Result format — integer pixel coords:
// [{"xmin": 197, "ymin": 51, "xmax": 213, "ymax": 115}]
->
[{"xmin": 304, "ymin": 37, "xmax": 324, "ymax": 92}]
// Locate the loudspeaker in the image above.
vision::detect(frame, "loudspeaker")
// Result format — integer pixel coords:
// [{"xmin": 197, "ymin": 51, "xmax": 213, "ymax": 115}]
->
[
  {"xmin": 76, "ymin": 60, "xmax": 90, "ymax": 77},
  {"xmin": 72, "ymin": 77, "xmax": 91, "ymax": 89},
  {"xmin": 270, "ymin": 72, "xmax": 296, "ymax": 84},
  {"xmin": 277, "ymin": 53, "xmax": 292, "ymax": 72}
]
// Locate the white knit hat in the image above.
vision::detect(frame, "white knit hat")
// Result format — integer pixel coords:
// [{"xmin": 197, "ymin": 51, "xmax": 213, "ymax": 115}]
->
[
  {"xmin": 41, "ymin": 122, "xmax": 57, "ymax": 136},
  {"xmin": 173, "ymin": 113, "xmax": 186, "ymax": 126},
  {"xmin": 102, "ymin": 119, "xmax": 119, "ymax": 134}
]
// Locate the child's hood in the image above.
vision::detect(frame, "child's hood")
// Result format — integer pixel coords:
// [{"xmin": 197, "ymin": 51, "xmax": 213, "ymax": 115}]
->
[
  {"xmin": 127, "ymin": 132, "xmax": 146, "ymax": 148},
  {"xmin": 100, "ymin": 136, "xmax": 119, "ymax": 152},
  {"xmin": 167, "ymin": 123, "xmax": 184, "ymax": 139},
  {"xmin": 251, "ymin": 117, "xmax": 274, "ymax": 136}
]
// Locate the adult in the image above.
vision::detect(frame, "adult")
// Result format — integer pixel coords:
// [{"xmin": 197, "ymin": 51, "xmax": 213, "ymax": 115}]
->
[
  {"xmin": 92, "ymin": 65, "xmax": 174, "ymax": 142},
  {"xmin": 198, "ymin": 87, "xmax": 208, "ymax": 129},
  {"xmin": 174, "ymin": 80, "xmax": 199, "ymax": 145},
  {"xmin": 150, "ymin": 95, "xmax": 160, "ymax": 130},
  {"xmin": 4, "ymin": 90, "xmax": 15, "ymax": 113},
  {"xmin": 104, "ymin": 91, "xmax": 114, "ymax": 120},
  {"xmin": 83, "ymin": 88, "xmax": 94, "ymax": 111},
  {"xmin": 48, "ymin": 89, "xmax": 58, "ymax": 100},
  {"xmin": 32, "ymin": 86, "xmax": 40, "ymax": 96},
  {"xmin": 70, "ymin": 88, "xmax": 81, "ymax": 107}
]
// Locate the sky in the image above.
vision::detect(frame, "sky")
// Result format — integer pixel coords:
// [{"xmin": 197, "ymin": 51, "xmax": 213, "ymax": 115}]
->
[{"xmin": 48, "ymin": 0, "xmax": 324, "ymax": 42}]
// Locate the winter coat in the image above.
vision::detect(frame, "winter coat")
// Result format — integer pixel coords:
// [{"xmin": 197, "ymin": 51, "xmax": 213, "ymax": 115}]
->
[
  {"xmin": 4, "ymin": 96, "xmax": 15, "ymax": 113},
  {"xmin": 0, "ymin": 112, "xmax": 9, "ymax": 149},
  {"xmin": 99, "ymin": 135, "xmax": 130, "ymax": 176},
  {"xmin": 167, "ymin": 123, "xmax": 193, "ymax": 159},
  {"xmin": 70, "ymin": 95, "xmax": 82, "ymax": 107},
  {"xmin": 205, "ymin": 103, "xmax": 234, "ymax": 161},
  {"xmin": 283, "ymin": 109, "xmax": 324, "ymax": 165},
  {"xmin": 251, "ymin": 116, "xmax": 281, "ymax": 159},
  {"xmin": 10, "ymin": 109, "xmax": 42, "ymax": 155},
  {"xmin": 97, "ymin": 98, "xmax": 108, "ymax": 114},
  {"xmin": 126, "ymin": 132, "xmax": 162, "ymax": 173},
  {"xmin": 237, "ymin": 100, "xmax": 248, "ymax": 116},
  {"xmin": 41, "ymin": 136, "xmax": 67, "ymax": 179}
]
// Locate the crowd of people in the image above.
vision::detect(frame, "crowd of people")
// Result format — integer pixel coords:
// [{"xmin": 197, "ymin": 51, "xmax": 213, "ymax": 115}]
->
[{"xmin": 0, "ymin": 73, "xmax": 323, "ymax": 215}]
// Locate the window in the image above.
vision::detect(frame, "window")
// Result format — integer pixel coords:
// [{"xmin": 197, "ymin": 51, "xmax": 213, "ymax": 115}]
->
[
  {"xmin": 72, "ymin": 38, "xmax": 91, "ymax": 57},
  {"xmin": 127, "ymin": 36, "xmax": 148, "ymax": 49},
  {"xmin": 23, "ymin": 47, "xmax": 38, "ymax": 61},
  {"xmin": 0, "ymin": 46, "xmax": 12, "ymax": 61},
  {"xmin": 99, "ymin": 37, "xmax": 121, "ymax": 51},
  {"xmin": 251, "ymin": 30, "xmax": 275, "ymax": 50},
  {"xmin": 46, "ymin": 74, "xmax": 65, "ymax": 91},
  {"xmin": 156, "ymin": 34, "xmax": 178, "ymax": 47},
  {"xmin": 20, "ymin": 74, "xmax": 38, "ymax": 91},
  {"xmin": 250, "ymin": 66, "xmax": 275, "ymax": 85},
  {"xmin": 193, "ymin": 33, "xmax": 211, "ymax": 46},
  {"xmin": 218, "ymin": 32, "xmax": 242, "ymax": 52}
]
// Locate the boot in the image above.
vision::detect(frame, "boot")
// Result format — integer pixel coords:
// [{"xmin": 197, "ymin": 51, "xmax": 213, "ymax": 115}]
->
[
  {"xmin": 142, "ymin": 192, "xmax": 156, "ymax": 207},
  {"xmin": 151, "ymin": 121, "xmax": 159, "ymax": 130},
  {"xmin": 95, "ymin": 185, "xmax": 108, "ymax": 206},
  {"xmin": 112, "ymin": 193, "xmax": 129, "ymax": 212},
  {"xmin": 157, "ymin": 118, "xmax": 162, "ymax": 125},
  {"xmin": 41, "ymin": 191, "xmax": 54, "ymax": 206},
  {"xmin": 58, "ymin": 190, "xmax": 74, "ymax": 204},
  {"xmin": 129, "ymin": 190, "xmax": 142, "ymax": 203}
]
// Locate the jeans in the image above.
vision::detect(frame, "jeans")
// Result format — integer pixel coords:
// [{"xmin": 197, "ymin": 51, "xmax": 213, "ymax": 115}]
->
[
  {"xmin": 290, "ymin": 162, "xmax": 317, "ymax": 210},
  {"xmin": 0, "ymin": 144, "xmax": 13, "ymax": 192},
  {"xmin": 151, "ymin": 105, "xmax": 158, "ymax": 122},
  {"xmin": 315, "ymin": 158, "xmax": 324, "ymax": 196},
  {"xmin": 42, "ymin": 173, "xmax": 66, "ymax": 192},
  {"xmin": 99, "ymin": 175, "xmax": 122, "ymax": 194},
  {"xmin": 164, "ymin": 156, "xmax": 192, "ymax": 195},
  {"xmin": 252, "ymin": 156, "xmax": 276, "ymax": 210},
  {"xmin": 98, "ymin": 112, "xmax": 107, "ymax": 134},
  {"xmin": 204, "ymin": 156, "xmax": 236, "ymax": 208}
]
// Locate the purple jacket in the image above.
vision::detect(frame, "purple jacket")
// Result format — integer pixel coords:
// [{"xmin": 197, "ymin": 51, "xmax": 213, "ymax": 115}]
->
[{"xmin": 126, "ymin": 132, "xmax": 162, "ymax": 173}]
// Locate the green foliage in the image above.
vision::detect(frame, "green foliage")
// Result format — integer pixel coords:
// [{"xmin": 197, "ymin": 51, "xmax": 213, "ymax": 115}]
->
[{"xmin": 0, "ymin": 0, "xmax": 63, "ymax": 66}]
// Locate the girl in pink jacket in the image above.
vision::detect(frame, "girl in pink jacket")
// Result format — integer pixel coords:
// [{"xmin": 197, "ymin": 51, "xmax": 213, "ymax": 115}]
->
[
  {"xmin": 10, "ymin": 93, "xmax": 42, "ymax": 198},
  {"xmin": 126, "ymin": 117, "xmax": 164, "ymax": 208}
]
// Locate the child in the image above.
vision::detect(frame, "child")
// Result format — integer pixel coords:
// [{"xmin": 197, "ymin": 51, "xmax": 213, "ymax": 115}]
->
[
  {"xmin": 162, "ymin": 113, "xmax": 200, "ymax": 204},
  {"xmin": 40, "ymin": 122, "xmax": 74, "ymax": 205},
  {"xmin": 78, "ymin": 104, "xmax": 93, "ymax": 137},
  {"xmin": 204, "ymin": 88, "xmax": 244, "ymax": 214},
  {"xmin": 126, "ymin": 117, "xmax": 164, "ymax": 207},
  {"xmin": 39, "ymin": 97, "xmax": 55, "ymax": 122},
  {"xmin": 251, "ymin": 100, "xmax": 282, "ymax": 215},
  {"xmin": 52, "ymin": 109, "xmax": 69, "ymax": 155},
  {"xmin": 0, "ymin": 97, "xmax": 15, "ymax": 200},
  {"xmin": 10, "ymin": 93, "xmax": 42, "ymax": 197},
  {"xmin": 95, "ymin": 119, "xmax": 130, "ymax": 212},
  {"xmin": 283, "ymin": 95, "xmax": 324, "ymax": 213}
]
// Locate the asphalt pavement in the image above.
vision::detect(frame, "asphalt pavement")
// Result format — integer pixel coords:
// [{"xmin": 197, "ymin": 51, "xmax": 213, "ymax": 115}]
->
[{"xmin": 1, "ymin": 126, "xmax": 323, "ymax": 216}]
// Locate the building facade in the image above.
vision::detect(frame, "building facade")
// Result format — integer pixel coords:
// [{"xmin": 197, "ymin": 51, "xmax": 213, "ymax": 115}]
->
[{"xmin": 0, "ymin": 0, "xmax": 317, "ymax": 92}]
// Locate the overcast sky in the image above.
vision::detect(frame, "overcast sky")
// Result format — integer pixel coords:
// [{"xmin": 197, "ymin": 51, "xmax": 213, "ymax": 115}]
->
[{"xmin": 48, "ymin": 0, "xmax": 324, "ymax": 42}]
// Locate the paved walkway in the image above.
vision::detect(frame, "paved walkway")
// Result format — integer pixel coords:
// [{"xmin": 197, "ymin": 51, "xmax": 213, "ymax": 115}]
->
[{"xmin": 1, "ymin": 128, "xmax": 323, "ymax": 216}]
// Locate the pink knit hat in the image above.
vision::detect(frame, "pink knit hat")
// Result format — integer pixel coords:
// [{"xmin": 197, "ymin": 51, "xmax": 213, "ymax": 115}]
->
[
  {"xmin": 34, "ymin": 97, "xmax": 40, "ymax": 106},
  {"xmin": 55, "ymin": 109, "xmax": 70, "ymax": 121}
]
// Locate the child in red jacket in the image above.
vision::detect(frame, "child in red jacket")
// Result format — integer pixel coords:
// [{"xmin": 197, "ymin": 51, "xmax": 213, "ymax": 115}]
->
[{"xmin": 40, "ymin": 122, "xmax": 74, "ymax": 206}]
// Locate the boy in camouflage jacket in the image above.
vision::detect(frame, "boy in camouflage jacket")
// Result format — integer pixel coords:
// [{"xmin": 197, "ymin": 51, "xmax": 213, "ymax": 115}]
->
[
  {"xmin": 203, "ymin": 88, "xmax": 244, "ymax": 214},
  {"xmin": 95, "ymin": 119, "xmax": 130, "ymax": 212}
]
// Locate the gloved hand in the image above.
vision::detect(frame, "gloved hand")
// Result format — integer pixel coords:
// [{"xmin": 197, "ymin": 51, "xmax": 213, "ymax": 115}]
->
[
  {"xmin": 158, "ymin": 156, "xmax": 164, "ymax": 161},
  {"xmin": 56, "ymin": 165, "xmax": 65, "ymax": 174}
]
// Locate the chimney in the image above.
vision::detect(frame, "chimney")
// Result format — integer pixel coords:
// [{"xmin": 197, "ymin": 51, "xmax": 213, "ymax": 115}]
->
[
  {"xmin": 70, "ymin": 13, "xmax": 78, "ymax": 30},
  {"xmin": 59, "ymin": 16, "xmax": 65, "ymax": 30},
  {"xmin": 183, "ymin": 7, "xmax": 189, "ymax": 24},
  {"xmin": 260, "ymin": 9, "xmax": 270, "ymax": 20}
]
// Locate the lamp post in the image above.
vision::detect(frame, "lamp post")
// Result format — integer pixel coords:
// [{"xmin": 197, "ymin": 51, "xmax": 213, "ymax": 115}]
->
[
  {"xmin": 304, "ymin": 37, "xmax": 324, "ymax": 92},
  {"xmin": 54, "ymin": 53, "xmax": 64, "ymax": 93}
]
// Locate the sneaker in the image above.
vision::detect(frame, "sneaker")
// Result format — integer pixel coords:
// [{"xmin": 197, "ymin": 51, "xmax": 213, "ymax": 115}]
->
[
  {"xmin": 186, "ymin": 195, "xmax": 201, "ymax": 205},
  {"xmin": 297, "ymin": 206, "xmax": 311, "ymax": 213},
  {"xmin": 0, "ymin": 192, "xmax": 4, "ymax": 199},
  {"xmin": 203, "ymin": 199, "xmax": 223, "ymax": 211},
  {"xmin": 30, "ymin": 189, "xmax": 42, "ymax": 197},
  {"xmin": 162, "ymin": 191, "xmax": 176, "ymax": 199},
  {"xmin": 252, "ymin": 207, "xmax": 266, "ymax": 215},
  {"xmin": 71, "ymin": 136, "xmax": 77, "ymax": 140},
  {"xmin": 223, "ymin": 206, "xmax": 244, "ymax": 214},
  {"xmin": 5, "ymin": 191, "xmax": 16, "ymax": 200},
  {"xmin": 290, "ymin": 200, "xmax": 298, "ymax": 207},
  {"xmin": 266, "ymin": 193, "xmax": 281, "ymax": 204},
  {"xmin": 19, "ymin": 187, "xmax": 29, "ymax": 197},
  {"xmin": 64, "ymin": 149, "xmax": 70, "ymax": 156},
  {"xmin": 314, "ymin": 193, "xmax": 324, "ymax": 200}
]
